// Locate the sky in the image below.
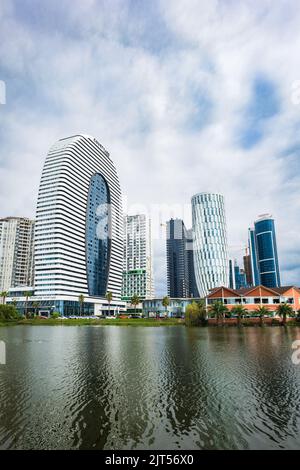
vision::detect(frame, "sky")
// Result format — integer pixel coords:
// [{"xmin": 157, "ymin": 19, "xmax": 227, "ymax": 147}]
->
[{"xmin": 0, "ymin": 0, "xmax": 300, "ymax": 295}]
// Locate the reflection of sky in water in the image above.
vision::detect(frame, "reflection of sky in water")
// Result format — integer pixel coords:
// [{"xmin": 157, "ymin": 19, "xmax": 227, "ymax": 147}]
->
[{"xmin": 0, "ymin": 326, "xmax": 300, "ymax": 450}]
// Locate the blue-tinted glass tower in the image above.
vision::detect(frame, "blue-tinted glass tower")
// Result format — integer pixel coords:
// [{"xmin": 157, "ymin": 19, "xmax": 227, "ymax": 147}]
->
[{"xmin": 248, "ymin": 215, "xmax": 281, "ymax": 288}]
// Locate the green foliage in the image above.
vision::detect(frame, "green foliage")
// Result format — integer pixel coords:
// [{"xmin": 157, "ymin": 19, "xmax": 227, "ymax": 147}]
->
[
  {"xmin": 131, "ymin": 294, "xmax": 140, "ymax": 307},
  {"xmin": 0, "ymin": 304, "xmax": 20, "ymax": 321},
  {"xmin": 230, "ymin": 304, "xmax": 248, "ymax": 323},
  {"xmin": 185, "ymin": 301, "xmax": 207, "ymax": 327},
  {"xmin": 51, "ymin": 311, "xmax": 60, "ymax": 319},
  {"xmin": 0, "ymin": 291, "xmax": 9, "ymax": 304},
  {"xmin": 277, "ymin": 303, "xmax": 294, "ymax": 323},
  {"xmin": 105, "ymin": 291, "xmax": 113, "ymax": 303},
  {"xmin": 208, "ymin": 301, "xmax": 228, "ymax": 321},
  {"xmin": 162, "ymin": 296, "xmax": 170, "ymax": 308}
]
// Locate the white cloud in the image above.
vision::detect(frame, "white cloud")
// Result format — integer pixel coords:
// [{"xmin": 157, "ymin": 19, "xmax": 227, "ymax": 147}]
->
[{"xmin": 0, "ymin": 0, "xmax": 300, "ymax": 294}]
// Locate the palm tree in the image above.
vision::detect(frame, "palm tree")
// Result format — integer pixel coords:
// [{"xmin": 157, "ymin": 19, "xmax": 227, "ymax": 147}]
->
[
  {"xmin": 256, "ymin": 306, "xmax": 270, "ymax": 326},
  {"xmin": 32, "ymin": 301, "xmax": 40, "ymax": 317},
  {"xmin": 208, "ymin": 301, "xmax": 228, "ymax": 325},
  {"xmin": 78, "ymin": 294, "xmax": 85, "ymax": 317},
  {"xmin": 0, "ymin": 291, "xmax": 8, "ymax": 305},
  {"xmin": 277, "ymin": 303, "xmax": 294, "ymax": 325},
  {"xmin": 24, "ymin": 291, "xmax": 33, "ymax": 318},
  {"xmin": 231, "ymin": 304, "xmax": 248, "ymax": 326},
  {"xmin": 131, "ymin": 294, "xmax": 140, "ymax": 315},
  {"xmin": 105, "ymin": 291, "xmax": 113, "ymax": 317},
  {"xmin": 162, "ymin": 296, "xmax": 170, "ymax": 318}
]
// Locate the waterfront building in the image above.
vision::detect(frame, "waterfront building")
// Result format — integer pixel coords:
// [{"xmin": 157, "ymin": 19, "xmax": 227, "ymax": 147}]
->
[
  {"xmin": 143, "ymin": 297, "xmax": 202, "ymax": 318},
  {"xmin": 248, "ymin": 214, "xmax": 281, "ymax": 288},
  {"xmin": 31, "ymin": 134, "xmax": 125, "ymax": 316},
  {"xmin": 0, "ymin": 217, "xmax": 35, "ymax": 292},
  {"xmin": 122, "ymin": 214, "xmax": 154, "ymax": 305},
  {"xmin": 191, "ymin": 193, "xmax": 229, "ymax": 297},
  {"xmin": 206, "ymin": 285, "xmax": 300, "ymax": 313}
]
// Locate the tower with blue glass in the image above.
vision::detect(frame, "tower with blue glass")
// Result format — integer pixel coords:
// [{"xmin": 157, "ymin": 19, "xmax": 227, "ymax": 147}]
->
[{"xmin": 248, "ymin": 214, "xmax": 281, "ymax": 288}]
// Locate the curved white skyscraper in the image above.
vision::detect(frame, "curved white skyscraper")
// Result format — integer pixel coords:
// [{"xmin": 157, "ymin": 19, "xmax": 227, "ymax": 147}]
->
[
  {"xmin": 34, "ymin": 134, "xmax": 124, "ymax": 316},
  {"xmin": 191, "ymin": 193, "xmax": 229, "ymax": 297}
]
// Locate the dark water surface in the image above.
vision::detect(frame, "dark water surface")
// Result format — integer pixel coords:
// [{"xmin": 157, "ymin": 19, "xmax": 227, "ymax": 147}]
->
[{"xmin": 0, "ymin": 325, "xmax": 300, "ymax": 450}]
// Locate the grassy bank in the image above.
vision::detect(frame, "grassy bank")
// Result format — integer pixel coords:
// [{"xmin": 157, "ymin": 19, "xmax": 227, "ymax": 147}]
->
[
  {"xmin": 0, "ymin": 317, "xmax": 184, "ymax": 327},
  {"xmin": 1, "ymin": 318, "xmax": 299, "ymax": 327}
]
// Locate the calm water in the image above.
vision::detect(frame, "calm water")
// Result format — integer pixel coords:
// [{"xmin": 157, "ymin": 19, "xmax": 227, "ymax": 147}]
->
[{"xmin": 0, "ymin": 325, "xmax": 300, "ymax": 450}]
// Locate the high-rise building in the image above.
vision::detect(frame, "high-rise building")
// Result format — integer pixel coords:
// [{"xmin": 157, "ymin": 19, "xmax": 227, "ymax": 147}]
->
[
  {"xmin": 166, "ymin": 219, "xmax": 188, "ymax": 298},
  {"xmin": 186, "ymin": 229, "xmax": 200, "ymax": 298},
  {"xmin": 229, "ymin": 258, "xmax": 236, "ymax": 290},
  {"xmin": 248, "ymin": 214, "xmax": 281, "ymax": 288},
  {"xmin": 166, "ymin": 220, "xmax": 199, "ymax": 299},
  {"xmin": 234, "ymin": 262, "xmax": 247, "ymax": 289},
  {"xmin": 33, "ymin": 134, "xmax": 125, "ymax": 316},
  {"xmin": 248, "ymin": 228, "xmax": 260, "ymax": 286},
  {"xmin": 0, "ymin": 217, "xmax": 35, "ymax": 291},
  {"xmin": 192, "ymin": 193, "xmax": 229, "ymax": 297},
  {"xmin": 243, "ymin": 253, "xmax": 253, "ymax": 286},
  {"xmin": 122, "ymin": 214, "xmax": 154, "ymax": 301}
]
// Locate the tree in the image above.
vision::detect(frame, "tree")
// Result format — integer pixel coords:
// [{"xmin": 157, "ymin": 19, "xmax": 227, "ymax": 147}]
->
[
  {"xmin": 32, "ymin": 301, "xmax": 40, "ymax": 317},
  {"xmin": 0, "ymin": 304, "xmax": 19, "ymax": 322},
  {"xmin": 0, "ymin": 291, "xmax": 8, "ymax": 305},
  {"xmin": 231, "ymin": 304, "xmax": 248, "ymax": 326},
  {"xmin": 131, "ymin": 294, "xmax": 140, "ymax": 315},
  {"xmin": 256, "ymin": 306, "xmax": 270, "ymax": 326},
  {"xmin": 24, "ymin": 291, "xmax": 33, "ymax": 318},
  {"xmin": 185, "ymin": 301, "xmax": 207, "ymax": 327},
  {"xmin": 277, "ymin": 303, "xmax": 294, "ymax": 325},
  {"xmin": 162, "ymin": 296, "xmax": 170, "ymax": 318},
  {"xmin": 78, "ymin": 294, "xmax": 85, "ymax": 317},
  {"xmin": 106, "ymin": 291, "xmax": 113, "ymax": 317},
  {"xmin": 208, "ymin": 301, "xmax": 228, "ymax": 325}
]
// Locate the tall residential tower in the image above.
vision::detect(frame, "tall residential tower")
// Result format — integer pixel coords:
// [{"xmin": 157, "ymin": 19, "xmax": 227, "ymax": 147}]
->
[
  {"xmin": 122, "ymin": 214, "xmax": 154, "ymax": 301},
  {"xmin": 34, "ymin": 134, "xmax": 125, "ymax": 316},
  {"xmin": 192, "ymin": 193, "xmax": 229, "ymax": 297},
  {"xmin": 0, "ymin": 217, "xmax": 35, "ymax": 291}
]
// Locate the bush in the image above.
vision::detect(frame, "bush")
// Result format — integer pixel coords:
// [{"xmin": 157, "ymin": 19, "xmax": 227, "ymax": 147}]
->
[
  {"xmin": 185, "ymin": 301, "xmax": 207, "ymax": 327},
  {"xmin": 50, "ymin": 311, "xmax": 60, "ymax": 319},
  {"xmin": 0, "ymin": 304, "xmax": 20, "ymax": 321}
]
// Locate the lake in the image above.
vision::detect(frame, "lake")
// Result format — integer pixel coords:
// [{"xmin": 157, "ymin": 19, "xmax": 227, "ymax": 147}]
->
[{"xmin": 0, "ymin": 325, "xmax": 300, "ymax": 450}]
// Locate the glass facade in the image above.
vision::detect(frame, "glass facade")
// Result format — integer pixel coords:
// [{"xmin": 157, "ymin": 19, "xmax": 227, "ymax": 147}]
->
[
  {"xmin": 255, "ymin": 218, "xmax": 280, "ymax": 287},
  {"xmin": 249, "ymin": 216, "xmax": 281, "ymax": 288},
  {"xmin": 192, "ymin": 193, "xmax": 229, "ymax": 297},
  {"xmin": 86, "ymin": 173, "xmax": 111, "ymax": 297}
]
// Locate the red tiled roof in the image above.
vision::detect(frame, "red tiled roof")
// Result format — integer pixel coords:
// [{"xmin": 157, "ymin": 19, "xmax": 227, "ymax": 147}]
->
[{"xmin": 207, "ymin": 285, "xmax": 300, "ymax": 298}]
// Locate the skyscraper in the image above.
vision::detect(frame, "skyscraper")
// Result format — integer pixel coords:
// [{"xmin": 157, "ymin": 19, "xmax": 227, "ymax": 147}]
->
[
  {"xmin": 122, "ymin": 214, "xmax": 154, "ymax": 301},
  {"xmin": 248, "ymin": 214, "xmax": 281, "ymax": 288},
  {"xmin": 243, "ymin": 253, "xmax": 253, "ymax": 286},
  {"xmin": 34, "ymin": 134, "xmax": 125, "ymax": 316},
  {"xmin": 192, "ymin": 193, "xmax": 229, "ymax": 297},
  {"xmin": 0, "ymin": 217, "xmax": 35, "ymax": 291},
  {"xmin": 248, "ymin": 228, "xmax": 260, "ymax": 286},
  {"xmin": 186, "ymin": 229, "xmax": 200, "ymax": 298},
  {"xmin": 166, "ymin": 218, "xmax": 189, "ymax": 298}
]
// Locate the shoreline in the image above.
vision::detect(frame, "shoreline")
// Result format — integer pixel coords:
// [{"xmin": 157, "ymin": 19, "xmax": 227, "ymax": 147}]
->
[{"xmin": 1, "ymin": 318, "xmax": 299, "ymax": 327}]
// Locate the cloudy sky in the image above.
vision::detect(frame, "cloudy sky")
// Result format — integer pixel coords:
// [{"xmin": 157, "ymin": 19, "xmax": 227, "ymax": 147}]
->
[{"xmin": 0, "ymin": 0, "xmax": 300, "ymax": 295}]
